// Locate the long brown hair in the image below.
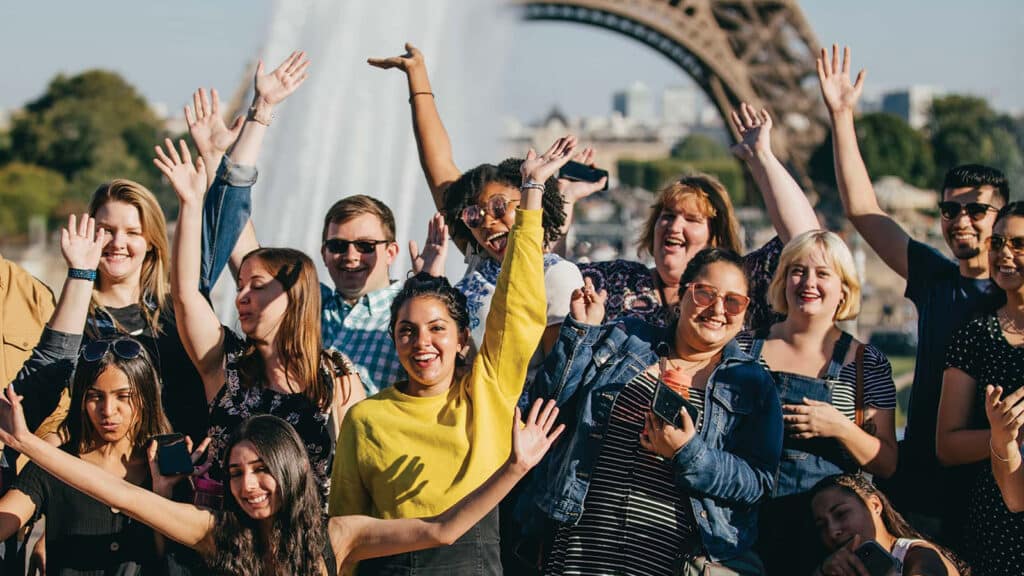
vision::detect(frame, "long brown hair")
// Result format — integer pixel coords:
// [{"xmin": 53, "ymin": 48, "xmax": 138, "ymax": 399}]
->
[
  {"xmin": 88, "ymin": 179, "xmax": 171, "ymax": 335},
  {"xmin": 811, "ymin": 474, "xmax": 970, "ymax": 575},
  {"xmin": 638, "ymin": 173, "xmax": 742, "ymax": 260},
  {"xmin": 236, "ymin": 248, "xmax": 330, "ymax": 411}
]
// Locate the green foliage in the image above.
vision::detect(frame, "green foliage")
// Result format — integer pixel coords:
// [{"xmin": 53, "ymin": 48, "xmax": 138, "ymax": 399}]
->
[
  {"xmin": 810, "ymin": 113, "xmax": 934, "ymax": 190},
  {"xmin": 0, "ymin": 163, "xmax": 67, "ymax": 237},
  {"xmin": 1, "ymin": 70, "xmax": 173, "ymax": 231},
  {"xmin": 928, "ymin": 95, "xmax": 1024, "ymax": 188},
  {"xmin": 670, "ymin": 133, "xmax": 730, "ymax": 161},
  {"xmin": 617, "ymin": 156, "xmax": 747, "ymax": 205}
]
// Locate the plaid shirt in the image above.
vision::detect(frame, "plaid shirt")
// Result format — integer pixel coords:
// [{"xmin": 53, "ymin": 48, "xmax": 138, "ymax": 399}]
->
[{"xmin": 321, "ymin": 281, "xmax": 404, "ymax": 395}]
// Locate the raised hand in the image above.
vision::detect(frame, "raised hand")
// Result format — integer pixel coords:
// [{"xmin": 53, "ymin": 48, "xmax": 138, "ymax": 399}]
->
[
  {"xmin": 569, "ymin": 277, "xmax": 606, "ymax": 326},
  {"xmin": 986, "ymin": 385, "xmax": 1024, "ymax": 450},
  {"xmin": 147, "ymin": 436, "xmax": 212, "ymax": 498},
  {"xmin": 521, "ymin": 136, "xmax": 578, "ymax": 187},
  {"xmin": 254, "ymin": 50, "xmax": 311, "ymax": 107},
  {"xmin": 0, "ymin": 384, "xmax": 30, "ymax": 451},
  {"xmin": 185, "ymin": 88, "xmax": 244, "ymax": 159},
  {"xmin": 61, "ymin": 213, "xmax": 106, "ymax": 271},
  {"xmin": 558, "ymin": 147, "xmax": 607, "ymax": 203},
  {"xmin": 510, "ymin": 399, "xmax": 565, "ymax": 473},
  {"xmin": 729, "ymin": 102, "xmax": 774, "ymax": 161},
  {"xmin": 409, "ymin": 213, "xmax": 449, "ymax": 277},
  {"xmin": 783, "ymin": 398, "xmax": 850, "ymax": 440},
  {"xmin": 153, "ymin": 138, "xmax": 207, "ymax": 206},
  {"xmin": 367, "ymin": 42, "xmax": 425, "ymax": 74},
  {"xmin": 817, "ymin": 44, "xmax": 866, "ymax": 116}
]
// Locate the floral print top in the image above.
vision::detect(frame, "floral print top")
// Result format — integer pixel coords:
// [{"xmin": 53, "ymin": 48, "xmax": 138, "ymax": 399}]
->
[
  {"xmin": 578, "ymin": 237, "xmax": 784, "ymax": 331},
  {"xmin": 206, "ymin": 331, "xmax": 332, "ymax": 507}
]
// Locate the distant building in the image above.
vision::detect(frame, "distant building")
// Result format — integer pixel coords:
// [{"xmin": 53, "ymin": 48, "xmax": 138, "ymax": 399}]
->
[
  {"xmin": 881, "ymin": 86, "xmax": 939, "ymax": 129},
  {"xmin": 662, "ymin": 85, "xmax": 699, "ymax": 126},
  {"xmin": 613, "ymin": 81, "xmax": 654, "ymax": 124}
]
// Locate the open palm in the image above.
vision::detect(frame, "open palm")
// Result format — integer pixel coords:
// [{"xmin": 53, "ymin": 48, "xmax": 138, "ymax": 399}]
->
[
  {"xmin": 185, "ymin": 88, "xmax": 244, "ymax": 158},
  {"xmin": 255, "ymin": 50, "xmax": 311, "ymax": 106},
  {"xmin": 511, "ymin": 399, "xmax": 565, "ymax": 471},
  {"xmin": 729, "ymin": 103, "xmax": 773, "ymax": 161},
  {"xmin": 817, "ymin": 44, "xmax": 865, "ymax": 115},
  {"xmin": 153, "ymin": 139, "xmax": 207, "ymax": 206},
  {"xmin": 368, "ymin": 42, "xmax": 425, "ymax": 74}
]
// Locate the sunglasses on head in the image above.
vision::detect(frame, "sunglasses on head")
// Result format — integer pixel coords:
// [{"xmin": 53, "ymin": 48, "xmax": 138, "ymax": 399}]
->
[
  {"xmin": 81, "ymin": 338, "xmax": 144, "ymax": 363},
  {"xmin": 937, "ymin": 201, "xmax": 999, "ymax": 221},
  {"xmin": 460, "ymin": 195, "xmax": 520, "ymax": 229},
  {"xmin": 322, "ymin": 238, "xmax": 389, "ymax": 255},
  {"xmin": 989, "ymin": 235, "xmax": 1024, "ymax": 253},
  {"xmin": 686, "ymin": 282, "xmax": 750, "ymax": 316}
]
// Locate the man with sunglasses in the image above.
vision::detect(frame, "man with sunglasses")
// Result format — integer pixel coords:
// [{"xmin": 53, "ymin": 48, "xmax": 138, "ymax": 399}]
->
[
  {"xmin": 319, "ymin": 195, "xmax": 404, "ymax": 395},
  {"xmin": 819, "ymin": 44, "xmax": 1008, "ymax": 543}
]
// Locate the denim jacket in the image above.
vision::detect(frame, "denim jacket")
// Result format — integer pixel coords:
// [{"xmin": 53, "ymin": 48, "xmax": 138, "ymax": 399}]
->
[
  {"xmin": 199, "ymin": 155, "xmax": 257, "ymax": 295},
  {"xmin": 526, "ymin": 315, "xmax": 783, "ymax": 562}
]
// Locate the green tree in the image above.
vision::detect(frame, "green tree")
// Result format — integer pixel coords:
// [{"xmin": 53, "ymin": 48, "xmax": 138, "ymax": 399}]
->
[
  {"xmin": 928, "ymin": 95, "xmax": 1024, "ymax": 186},
  {"xmin": 0, "ymin": 163, "xmax": 67, "ymax": 237},
  {"xmin": 7, "ymin": 70, "xmax": 169, "ymax": 208},
  {"xmin": 810, "ymin": 112, "xmax": 934, "ymax": 190},
  {"xmin": 671, "ymin": 133, "xmax": 730, "ymax": 161}
]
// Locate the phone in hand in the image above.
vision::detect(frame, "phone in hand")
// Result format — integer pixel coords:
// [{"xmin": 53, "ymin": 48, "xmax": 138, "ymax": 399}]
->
[
  {"xmin": 651, "ymin": 381, "xmax": 699, "ymax": 428},
  {"xmin": 558, "ymin": 161, "xmax": 609, "ymax": 191},
  {"xmin": 854, "ymin": 540, "xmax": 900, "ymax": 576},
  {"xmin": 153, "ymin": 433, "xmax": 194, "ymax": 476}
]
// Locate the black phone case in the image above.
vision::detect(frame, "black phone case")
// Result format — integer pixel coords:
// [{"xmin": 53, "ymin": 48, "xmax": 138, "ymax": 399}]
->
[
  {"xmin": 157, "ymin": 437, "xmax": 194, "ymax": 476},
  {"xmin": 854, "ymin": 541, "xmax": 899, "ymax": 576},
  {"xmin": 651, "ymin": 381, "xmax": 699, "ymax": 427},
  {"xmin": 558, "ymin": 161, "xmax": 610, "ymax": 190}
]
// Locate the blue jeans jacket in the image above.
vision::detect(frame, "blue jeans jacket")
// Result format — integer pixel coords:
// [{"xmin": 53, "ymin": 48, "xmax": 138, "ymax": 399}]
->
[
  {"xmin": 525, "ymin": 315, "xmax": 783, "ymax": 563},
  {"xmin": 199, "ymin": 156, "xmax": 256, "ymax": 295}
]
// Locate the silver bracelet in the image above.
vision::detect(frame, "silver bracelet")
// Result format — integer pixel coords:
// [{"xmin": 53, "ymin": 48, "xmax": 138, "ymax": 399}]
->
[
  {"xmin": 521, "ymin": 180, "xmax": 545, "ymax": 192},
  {"xmin": 991, "ymin": 437, "xmax": 1013, "ymax": 463}
]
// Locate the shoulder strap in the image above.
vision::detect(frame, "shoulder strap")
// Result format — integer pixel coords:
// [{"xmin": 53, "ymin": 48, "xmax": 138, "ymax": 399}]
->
[
  {"xmin": 322, "ymin": 525, "xmax": 338, "ymax": 576},
  {"xmin": 824, "ymin": 332, "xmax": 854, "ymax": 381},
  {"xmin": 855, "ymin": 343, "xmax": 866, "ymax": 427}
]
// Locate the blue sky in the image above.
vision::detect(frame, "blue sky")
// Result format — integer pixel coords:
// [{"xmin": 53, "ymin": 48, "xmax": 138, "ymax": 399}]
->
[{"xmin": 1, "ymin": 0, "xmax": 1021, "ymax": 120}]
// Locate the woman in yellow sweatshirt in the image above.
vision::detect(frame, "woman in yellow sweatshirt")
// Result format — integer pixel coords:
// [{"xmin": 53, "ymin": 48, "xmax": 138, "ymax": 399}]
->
[{"xmin": 328, "ymin": 136, "xmax": 577, "ymax": 575}]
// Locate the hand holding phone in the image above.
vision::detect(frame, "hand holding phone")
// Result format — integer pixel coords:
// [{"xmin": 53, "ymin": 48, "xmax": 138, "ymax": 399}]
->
[
  {"xmin": 854, "ymin": 540, "xmax": 900, "ymax": 576},
  {"xmin": 558, "ymin": 161, "xmax": 609, "ymax": 191},
  {"xmin": 651, "ymin": 381, "xmax": 699, "ymax": 428},
  {"xmin": 153, "ymin": 433, "xmax": 195, "ymax": 476}
]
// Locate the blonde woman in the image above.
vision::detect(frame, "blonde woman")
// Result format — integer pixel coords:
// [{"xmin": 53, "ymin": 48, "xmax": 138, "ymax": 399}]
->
[{"xmin": 737, "ymin": 230, "xmax": 897, "ymax": 575}]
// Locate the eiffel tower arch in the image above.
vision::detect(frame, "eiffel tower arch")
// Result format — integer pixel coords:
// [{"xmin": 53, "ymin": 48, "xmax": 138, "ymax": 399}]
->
[{"xmin": 512, "ymin": 0, "xmax": 826, "ymax": 185}]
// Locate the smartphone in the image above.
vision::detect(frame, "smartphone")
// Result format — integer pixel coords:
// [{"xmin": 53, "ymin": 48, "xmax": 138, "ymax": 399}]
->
[
  {"xmin": 651, "ymin": 381, "xmax": 699, "ymax": 428},
  {"xmin": 854, "ymin": 540, "xmax": 900, "ymax": 576},
  {"xmin": 558, "ymin": 161, "xmax": 609, "ymax": 191},
  {"xmin": 153, "ymin": 433, "xmax": 194, "ymax": 476}
]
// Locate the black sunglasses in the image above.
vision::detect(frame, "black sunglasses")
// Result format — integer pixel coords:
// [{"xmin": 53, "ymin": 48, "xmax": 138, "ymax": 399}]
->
[
  {"xmin": 937, "ymin": 201, "xmax": 999, "ymax": 221},
  {"xmin": 989, "ymin": 235, "xmax": 1024, "ymax": 253},
  {"xmin": 323, "ymin": 238, "xmax": 389, "ymax": 255},
  {"xmin": 81, "ymin": 338, "xmax": 144, "ymax": 363}
]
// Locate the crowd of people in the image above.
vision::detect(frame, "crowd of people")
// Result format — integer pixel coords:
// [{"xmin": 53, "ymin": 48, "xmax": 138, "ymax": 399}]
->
[{"xmin": 0, "ymin": 40, "xmax": 1019, "ymax": 576}]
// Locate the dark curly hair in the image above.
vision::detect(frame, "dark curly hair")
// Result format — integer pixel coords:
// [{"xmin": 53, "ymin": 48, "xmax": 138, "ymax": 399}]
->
[
  {"xmin": 389, "ymin": 273, "xmax": 470, "ymax": 336},
  {"xmin": 207, "ymin": 415, "xmax": 324, "ymax": 575},
  {"xmin": 443, "ymin": 158, "xmax": 566, "ymax": 254},
  {"xmin": 810, "ymin": 474, "xmax": 971, "ymax": 575}
]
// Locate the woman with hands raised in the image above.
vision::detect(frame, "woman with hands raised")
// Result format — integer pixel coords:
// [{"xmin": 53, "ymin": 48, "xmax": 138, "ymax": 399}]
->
[
  {"xmin": 0, "ymin": 375, "xmax": 565, "ymax": 576},
  {"xmin": 155, "ymin": 136, "xmax": 357, "ymax": 507},
  {"xmin": 526, "ymin": 248, "xmax": 782, "ymax": 575}
]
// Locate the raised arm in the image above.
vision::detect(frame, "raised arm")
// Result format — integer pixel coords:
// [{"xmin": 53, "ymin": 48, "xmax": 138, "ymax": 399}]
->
[
  {"xmin": 936, "ymin": 367, "xmax": 990, "ymax": 466},
  {"xmin": 185, "ymin": 88, "xmax": 244, "ymax": 188},
  {"xmin": 552, "ymin": 147, "xmax": 608, "ymax": 257},
  {"xmin": 369, "ymin": 43, "xmax": 461, "ymax": 210},
  {"xmin": 0, "ymin": 384, "xmax": 217, "ymax": 553},
  {"xmin": 155, "ymin": 139, "xmax": 226, "ymax": 403},
  {"xmin": 986, "ymin": 385, "xmax": 1024, "ymax": 512},
  {"xmin": 408, "ymin": 212, "xmax": 449, "ymax": 278},
  {"xmin": 730, "ymin": 103, "xmax": 818, "ymax": 243},
  {"xmin": 818, "ymin": 44, "xmax": 910, "ymax": 278},
  {"xmin": 334, "ymin": 399, "xmax": 565, "ymax": 567}
]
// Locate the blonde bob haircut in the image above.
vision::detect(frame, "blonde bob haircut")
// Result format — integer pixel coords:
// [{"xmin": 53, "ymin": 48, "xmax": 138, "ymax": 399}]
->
[
  {"xmin": 638, "ymin": 173, "xmax": 743, "ymax": 260},
  {"xmin": 768, "ymin": 230, "xmax": 861, "ymax": 321}
]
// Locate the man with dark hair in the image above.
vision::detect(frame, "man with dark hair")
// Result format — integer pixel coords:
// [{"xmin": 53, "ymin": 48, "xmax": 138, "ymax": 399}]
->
[
  {"xmin": 319, "ymin": 195, "xmax": 403, "ymax": 394},
  {"xmin": 819, "ymin": 46, "xmax": 1009, "ymax": 540}
]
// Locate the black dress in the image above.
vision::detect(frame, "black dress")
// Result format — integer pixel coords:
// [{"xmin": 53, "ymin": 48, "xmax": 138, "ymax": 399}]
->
[
  {"xmin": 13, "ymin": 460, "xmax": 159, "ymax": 575},
  {"xmin": 945, "ymin": 314, "xmax": 1024, "ymax": 576}
]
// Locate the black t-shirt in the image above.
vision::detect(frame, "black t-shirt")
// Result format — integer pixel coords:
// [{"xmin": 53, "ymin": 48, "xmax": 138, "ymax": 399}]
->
[
  {"xmin": 93, "ymin": 304, "xmax": 208, "ymax": 443},
  {"xmin": 13, "ymin": 460, "xmax": 158, "ymax": 575}
]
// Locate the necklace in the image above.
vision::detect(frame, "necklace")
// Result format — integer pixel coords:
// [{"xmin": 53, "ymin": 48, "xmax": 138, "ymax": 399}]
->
[{"xmin": 997, "ymin": 309, "xmax": 1024, "ymax": 336}]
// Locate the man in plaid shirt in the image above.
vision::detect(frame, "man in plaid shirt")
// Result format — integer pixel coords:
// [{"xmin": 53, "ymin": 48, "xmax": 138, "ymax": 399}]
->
[{"xmin": 319, "ymin": 195, "xmax": 405, "ymax": 394}]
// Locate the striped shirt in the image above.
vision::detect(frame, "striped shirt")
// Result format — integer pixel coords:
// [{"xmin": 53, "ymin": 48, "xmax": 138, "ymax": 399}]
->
[
  {"xmin": 320, "ymin": 281, "xmax": 405, "ymax": 395},
  {"xmin": 735, "ymin": 332, "xmax": 897, "ymax": 419},
  {"xmin": 546, "ymin": 372, "xmax": 706, "ymax": 576}
]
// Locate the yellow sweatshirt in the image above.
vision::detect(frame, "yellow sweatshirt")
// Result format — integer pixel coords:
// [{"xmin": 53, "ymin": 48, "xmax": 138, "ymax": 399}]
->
[{"xmin": 328, "ymin": 209, "xmax": 546, "ymax": 518}]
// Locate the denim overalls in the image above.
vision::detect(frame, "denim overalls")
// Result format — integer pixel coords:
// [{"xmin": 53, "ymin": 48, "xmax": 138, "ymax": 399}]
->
[{"xmin": 748, "ymin": 331, "xmax": 856, "ymax": 497}]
